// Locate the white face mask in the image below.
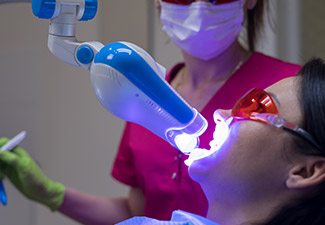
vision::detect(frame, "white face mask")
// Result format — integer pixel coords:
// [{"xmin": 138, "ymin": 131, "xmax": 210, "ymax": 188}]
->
[{"xmin": 160, "ymin": 0, "xmax": 244, "ymax": 60}]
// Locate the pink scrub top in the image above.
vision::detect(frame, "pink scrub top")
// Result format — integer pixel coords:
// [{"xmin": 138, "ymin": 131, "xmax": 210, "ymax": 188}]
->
[{"xmin": 111, "ymin": 52, "xmax": 301, "ymax": 220}]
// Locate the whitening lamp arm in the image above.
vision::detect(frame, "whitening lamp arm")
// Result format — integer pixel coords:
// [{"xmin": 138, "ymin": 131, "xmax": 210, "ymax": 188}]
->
[
  {"xmin": 32, "ymin": 0, "xmax": 103, "ymax": 69},
  {"xmin": 32, "ymin": 0, "xmax": 208, "ymax": 154}
]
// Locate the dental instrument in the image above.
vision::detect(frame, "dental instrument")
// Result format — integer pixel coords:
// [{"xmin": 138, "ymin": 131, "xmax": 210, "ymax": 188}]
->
[{"xmin": 1, "ymin": 131, "xmax": 27, "ymax": 152}]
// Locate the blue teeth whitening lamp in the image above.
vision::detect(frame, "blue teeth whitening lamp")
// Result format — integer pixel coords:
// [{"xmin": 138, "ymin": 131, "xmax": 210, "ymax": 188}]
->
[{"xmin": 31, "ymin": 0, "xmax": 208, "ymax": 154}]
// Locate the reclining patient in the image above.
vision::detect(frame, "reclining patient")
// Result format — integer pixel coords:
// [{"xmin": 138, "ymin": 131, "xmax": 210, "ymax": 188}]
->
[{"xmin": 1, "ymin": 58, "xmax": 325, "ymax": 225}]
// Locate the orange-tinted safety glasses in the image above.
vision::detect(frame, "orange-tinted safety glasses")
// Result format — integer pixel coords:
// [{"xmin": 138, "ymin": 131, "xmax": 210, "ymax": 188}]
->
[
  {"xmin": 161, "ymin": 0, "xmax": 238, "ymax": 5},
  {"xmin": 231, "ymin": 88, "xmax": 322, "ymax": 152}
]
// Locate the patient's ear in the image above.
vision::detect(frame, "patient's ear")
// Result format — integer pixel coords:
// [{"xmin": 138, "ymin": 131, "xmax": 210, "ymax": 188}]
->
[{"xmin": 286, "ymin": 157, "xmax": 325, "ymax": 189}]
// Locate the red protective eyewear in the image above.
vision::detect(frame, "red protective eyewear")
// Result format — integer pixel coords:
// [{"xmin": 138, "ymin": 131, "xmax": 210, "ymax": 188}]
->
[
  {"xmin": 161, "ymin": 0, "xmax": 238, "ymax": 5},
  {"xmin": 231, "ymin": 88, "xmax": 322, "ymax": 152}
]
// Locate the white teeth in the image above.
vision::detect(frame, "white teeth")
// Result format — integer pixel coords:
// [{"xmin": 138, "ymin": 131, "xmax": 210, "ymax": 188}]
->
[{"xmin": 184, "ymin": 112, "xmax": 232, "ymax": 167}]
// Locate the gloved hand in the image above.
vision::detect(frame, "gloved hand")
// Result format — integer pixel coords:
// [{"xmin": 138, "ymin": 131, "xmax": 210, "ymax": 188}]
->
[
  {"xmin": 0, "ymin": 137, "xmax": 65, "ymax": 211},
  {"xmin": 0, "ymin": 138, "xmax": 6, "ymax": 180},
  {"xmin": 0, "ymin": 138, "xmax": 7, "ymax": 205}
]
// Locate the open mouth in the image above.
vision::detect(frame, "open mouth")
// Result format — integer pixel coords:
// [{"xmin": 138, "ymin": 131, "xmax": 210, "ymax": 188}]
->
[{"xmin": 184, "ymin": 112, "xmax": 232, "ymax": 166}]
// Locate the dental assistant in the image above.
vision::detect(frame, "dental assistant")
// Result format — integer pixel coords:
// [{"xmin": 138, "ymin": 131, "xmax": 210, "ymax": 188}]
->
[{"xmin": 0, "ymin": 0, "xmax": 301, "ymax": 225}]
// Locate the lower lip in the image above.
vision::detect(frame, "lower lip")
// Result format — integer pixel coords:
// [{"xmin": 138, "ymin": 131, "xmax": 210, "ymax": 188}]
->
[{"xmin": 184, "ymin": 147, "xmax": 217, "ymax": 166}]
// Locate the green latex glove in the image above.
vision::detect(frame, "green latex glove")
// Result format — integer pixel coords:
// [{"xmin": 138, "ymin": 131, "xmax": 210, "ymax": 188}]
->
[
  {"xmin": 0, "ymin": 138, "xmax": 6, "ymax": 180},
  {"xmin": 0, "ymin": 138, "xmax": 65, "ymax": 211}
]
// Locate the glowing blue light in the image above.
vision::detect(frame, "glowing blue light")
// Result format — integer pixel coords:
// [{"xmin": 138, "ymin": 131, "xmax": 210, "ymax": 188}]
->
[
  {"xmin": 185, "ymin": 111, "xmax": 231, "ymax": 166},
  {"xmin": 175, "ymin": 133, "xmax": 198, "ymax": 154}
]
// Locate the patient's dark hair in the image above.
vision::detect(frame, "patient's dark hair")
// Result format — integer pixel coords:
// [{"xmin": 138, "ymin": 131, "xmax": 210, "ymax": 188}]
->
[
  {"xmin": 260, "ymin": 58, "xmax": 325, "ymax": 225},
  {"xmin": 247, "ymin": 0, "xmax": 269, "ymax": 51}
]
